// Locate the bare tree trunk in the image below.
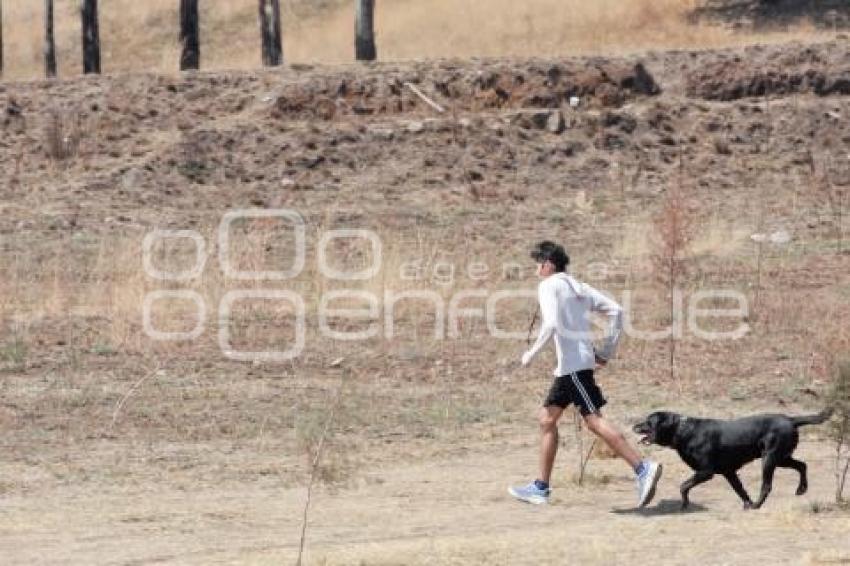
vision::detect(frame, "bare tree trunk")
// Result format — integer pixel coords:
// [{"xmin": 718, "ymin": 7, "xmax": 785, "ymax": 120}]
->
[
  {"xmin": 355, "ymin": 0, "xmax": 376, "ymax": 61},
  {"xmin": 45, "ymin": 0, "xmax": 57, "ymax": 78},
  {"xmin": 81, "ymin": 0, "xmax": 101, "ymax": 74},
  {"xmin": 259, "ymin": 0, "xmax": 283, "ymax": 67},
  {"xmin": 180, "ymin": 0, "xmax": 200, "ymax": 71}
]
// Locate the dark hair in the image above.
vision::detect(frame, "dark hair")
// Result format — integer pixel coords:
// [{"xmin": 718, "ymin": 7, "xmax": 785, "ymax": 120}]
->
[{"xmin": 530, "ymin": 240, "xmax": 569, "ymax": 272}]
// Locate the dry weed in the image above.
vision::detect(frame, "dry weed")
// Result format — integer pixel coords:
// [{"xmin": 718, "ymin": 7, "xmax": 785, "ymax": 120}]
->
[
  {"xmin": 651, "ymin": 173, "xmax": 695, "ymax": 387},
  {"xmin": 44, "ymin": 107, "xmax": 83, "ymax": 161}
]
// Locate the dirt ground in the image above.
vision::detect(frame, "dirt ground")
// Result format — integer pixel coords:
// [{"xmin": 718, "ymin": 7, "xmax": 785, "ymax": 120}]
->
[
  {"xmin": 1, "ymin": 22, "xmax": 850, "ymax": 566},
  {"xmin": 2, "ymin": 418, "xmax": 848, "ymax": 565}
]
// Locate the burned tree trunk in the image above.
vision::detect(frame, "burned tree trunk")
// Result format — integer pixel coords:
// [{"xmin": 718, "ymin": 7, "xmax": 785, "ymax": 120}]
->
[
  {"xmin": 45, "ymin": 0, "xmax": 57, "ymax": 77},
  {"xmin": 355, "ymin": 0, "xmax": 376, "ymax": 62},
  {"xmin": 180, "ymin": 0, "xmax": 200, "ymax": 70},
  {"xmin": 259, "ymin": 0, "xmax": 283, "ymax": 67},
  {"xmin": 81, "ymin": 0, "xmax": 101, "ymax": 74}
]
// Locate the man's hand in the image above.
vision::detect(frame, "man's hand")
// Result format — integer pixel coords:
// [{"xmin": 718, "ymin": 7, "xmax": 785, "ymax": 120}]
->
[{"xmin": 521, "ymin": 351, "xmax": 533, "ymax": 367}]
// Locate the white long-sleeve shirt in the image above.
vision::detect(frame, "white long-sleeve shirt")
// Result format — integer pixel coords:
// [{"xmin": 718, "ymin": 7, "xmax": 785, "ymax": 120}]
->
[{"xmin": 525, "ymin": 272, "xmax": 623, "ymax": 376}]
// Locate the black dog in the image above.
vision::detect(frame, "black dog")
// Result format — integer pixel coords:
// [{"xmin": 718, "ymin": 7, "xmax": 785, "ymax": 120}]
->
[{"xmin": 633, "ymin": 408, "xmax": 832, "ymax": 510}]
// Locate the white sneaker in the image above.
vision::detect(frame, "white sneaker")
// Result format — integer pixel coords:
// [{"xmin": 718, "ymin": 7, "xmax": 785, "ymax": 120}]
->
[
  {"xmin": 636, "ymin": 461, "xmax": 662, "ymax": 507},
  {"xmin": 508, "ymin": 481, "xmax": 551, "ymax": 505}
]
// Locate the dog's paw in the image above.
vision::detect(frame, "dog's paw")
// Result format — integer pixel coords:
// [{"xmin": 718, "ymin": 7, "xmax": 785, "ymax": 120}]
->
[{"xmin": 796, "ymin": 484, "xmax": 808, "ymax": 496}]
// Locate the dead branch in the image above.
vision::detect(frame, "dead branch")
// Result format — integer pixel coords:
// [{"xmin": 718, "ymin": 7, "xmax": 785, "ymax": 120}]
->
[
  {"xmin": 404, "ymin": 82, "xmax": 445, "ymax": 114},
  {"xmin": 110, "ymin": 362, "xmax": 163, "ymax": 430},
  {"xmin": 296, "ymin": 370, "xmax": 346, "ymax": 566}
]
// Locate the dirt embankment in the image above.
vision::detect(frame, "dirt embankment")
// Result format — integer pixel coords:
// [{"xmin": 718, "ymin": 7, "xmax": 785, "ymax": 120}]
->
[
  {"xmin": 686, "ymin": 42, "xmax": 850, "ymax": 100},
  {"xmin": 1, "ymin": 40, "xmax": 849, "ymax": 241},
  {"xmin": 270, "ymin": 60, "xmax": 661, "ymax": 120},
  {"xmin": 691, "ymin": 0, "xmax": 850, "ymax": 30}
]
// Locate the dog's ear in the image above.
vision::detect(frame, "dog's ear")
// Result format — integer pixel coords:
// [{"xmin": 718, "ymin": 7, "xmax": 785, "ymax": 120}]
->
[{"xmin": 653, "ymin": 412, "xmax": 680, "ymax": 446}]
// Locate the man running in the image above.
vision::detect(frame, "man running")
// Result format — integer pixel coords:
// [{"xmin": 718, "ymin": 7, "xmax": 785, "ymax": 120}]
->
[{"xmin": 508, "ymin": 240, "xmax": 662, "ymax": 507}]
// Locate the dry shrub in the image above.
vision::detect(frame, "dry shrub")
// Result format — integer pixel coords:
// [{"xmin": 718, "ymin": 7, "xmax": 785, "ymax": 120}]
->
[
  {"xmin": 653, "ymin": 185, "xmax": 695, "ymax": 281},
  {"xmin": 828, "ymin": 361, "xmax": 850, "ymax": 503},
  {"xmin": 44, "ymin": 107, "xmax": 83, "ymax": 161},
  {"xmin": 813, "ymin": 153, "xmax": 848, "ymax": 254},
  {"xmin": 295, "ymin": 406, "xmax": 355, "ymax": 487},
  {"xmin": 0, "ymin": 327, "xmax": 28, "ymax": 373},
  {"xmin": 651, "ymin": 179, "xmax": 695, "ymax": 385}
]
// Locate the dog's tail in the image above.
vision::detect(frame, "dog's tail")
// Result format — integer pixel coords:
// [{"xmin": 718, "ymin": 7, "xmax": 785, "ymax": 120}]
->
[{"xmin": 791, "ymin": 407, "xmax": 834, "ymax": 428}]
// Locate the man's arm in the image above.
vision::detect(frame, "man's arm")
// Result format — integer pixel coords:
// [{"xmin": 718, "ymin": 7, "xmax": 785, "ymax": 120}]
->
[
  {"xmin": 584, "ymin": 284, "xmax": 623, "ymax": 362},
  {"xmin": 522, "ymin": 281, "xmax": 558, "ymax": 366}
]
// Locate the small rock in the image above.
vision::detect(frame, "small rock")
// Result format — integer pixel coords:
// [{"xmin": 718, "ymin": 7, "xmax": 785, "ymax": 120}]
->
[
  {"xmin": 603, "ymin": 111, "xmax": 637, "ymax": 133},
  {"xmin": 6, "ymin": 99, "xmax": 22, "ymax": 117},
  {"xmin": 406, "ymin": 120, "xmax": 425, "ymax": 133},
  {"xmin": 352, "ymin": 104, "xmax": 375, "ymax": 115},
  {"xmin": 714, "ymin": 139, "xmax": 732, "ymax": 155},
  {"xmin": 426, "ymin": 118, "xmax": 453, "ymax": 133},
  {"xmin": 302, "ymin": 154, "xmax": 326, "ymax": 169},
  {"xmin": 769, "ymin": 230, "xmax": 791, "ymax": 245},
  {"xmin": 121, "ymin": 168, "xmax": 144, "ymax": 190},
  {"xmin": 368, "ymin": 127, "xmax": 394, "ymax": 141},
  {"xmin": 632, "ymin": 62, "xmax": 662, "ymax": 95},
  {"xmin": 507, "ymin": 109, "xmax": 553, "ymax": 130},
  {"xmin": 546, "ymin": 111, "xmax": 566, "ymax": 134},
  {"xmin": 595, "ymin": 132, "xmax": 627, "ymax": 150}
]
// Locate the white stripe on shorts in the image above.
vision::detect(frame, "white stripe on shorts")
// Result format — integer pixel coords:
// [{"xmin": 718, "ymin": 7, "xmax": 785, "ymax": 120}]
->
[{"xmin": 571, "ymin": 372, "xmax": 596, "ymax": 413}]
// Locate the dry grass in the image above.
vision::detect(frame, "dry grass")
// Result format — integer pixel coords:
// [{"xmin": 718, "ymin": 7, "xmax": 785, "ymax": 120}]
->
[
  {"xmin": 43, "ymin": 108, "xmax": 84, "ymax": 161},
  {"xmin": 0, "ymin": 216, "xmax": 535, "ymax": 365},
  {"xmin": 0, "ymin": 0, "xmax": 842, "ymax": 80},
  {"xmin": 689, "ymin": 217, "xmax": 752, "ymax": 258},
  {"xmin": 1, "ymin": 204, "xmax": 841, "ymax": 402}
]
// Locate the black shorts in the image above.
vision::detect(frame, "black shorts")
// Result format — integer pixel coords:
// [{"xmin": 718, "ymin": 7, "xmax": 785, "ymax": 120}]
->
[{"xmin": 543, "ymin": 369, "xmax": 607, "ymax": 415}]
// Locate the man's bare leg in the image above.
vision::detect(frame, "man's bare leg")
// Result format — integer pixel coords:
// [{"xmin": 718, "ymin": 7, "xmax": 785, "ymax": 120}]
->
[
  {"xmin": 583, "ymin": 412, "xmax": 641, "ymax": 470},
  {"xmin": 539, "ymin": 406, "xmax": 564, "ymax": 484}
]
